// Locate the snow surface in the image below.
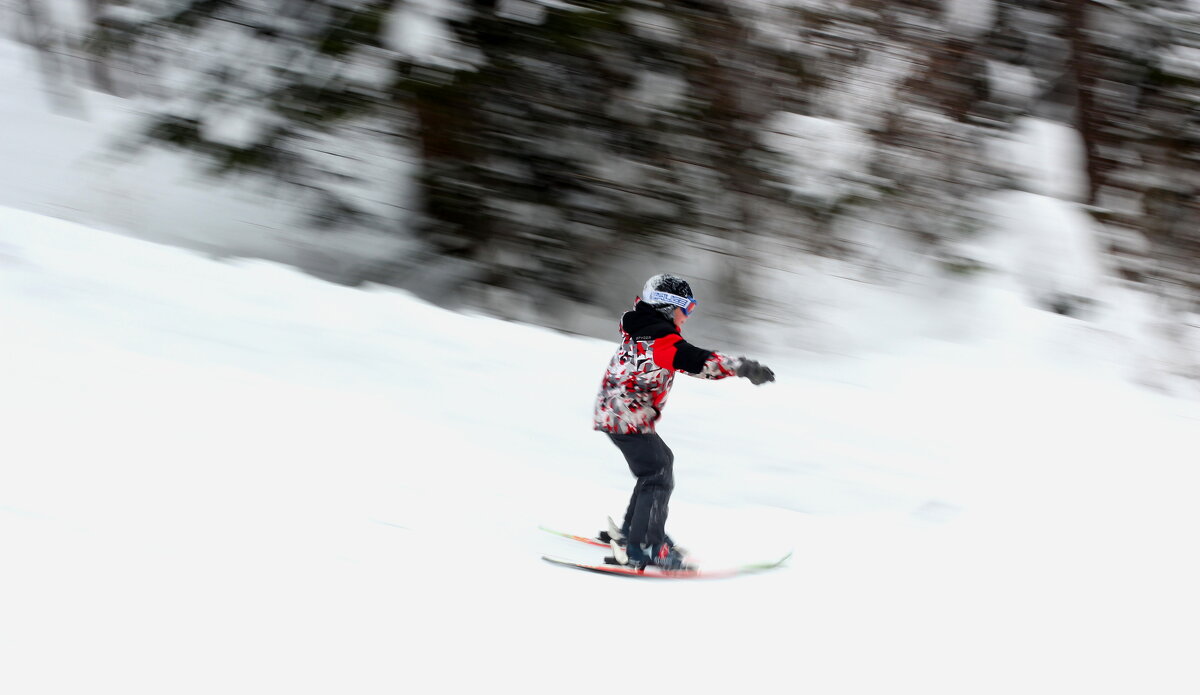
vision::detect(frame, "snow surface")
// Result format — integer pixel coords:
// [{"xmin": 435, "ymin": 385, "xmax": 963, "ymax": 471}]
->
[{"xmin": 3, "ymin": 206, "xmax": 1200, "ymax": 695}]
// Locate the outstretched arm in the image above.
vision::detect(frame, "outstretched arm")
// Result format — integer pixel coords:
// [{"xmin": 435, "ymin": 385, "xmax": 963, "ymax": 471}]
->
[{"xmin": 651, "ymin": 336, "xmax": 774, "ymax": 383}]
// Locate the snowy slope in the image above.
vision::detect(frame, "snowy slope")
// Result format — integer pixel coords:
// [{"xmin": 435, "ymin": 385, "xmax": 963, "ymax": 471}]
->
[{"xmin": 3, "ymin": 207, "xmax": 1199, "ymax": 695}]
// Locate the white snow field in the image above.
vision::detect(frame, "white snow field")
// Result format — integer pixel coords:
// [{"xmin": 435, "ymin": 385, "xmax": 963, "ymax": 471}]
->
[{"xmin": 2, "ymin": 206, "xmax": 1198, "ymax": 695}]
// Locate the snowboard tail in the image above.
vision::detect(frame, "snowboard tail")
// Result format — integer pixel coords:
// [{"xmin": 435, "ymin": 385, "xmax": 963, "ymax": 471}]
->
[{"xmin": 537, "ymin": 525, "xmax": 611, "ymax": 549}]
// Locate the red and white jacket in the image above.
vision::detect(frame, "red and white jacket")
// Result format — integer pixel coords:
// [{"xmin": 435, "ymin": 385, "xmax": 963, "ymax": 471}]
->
[{"xmin": 594, "ymin": 302, "xmax": 738, "ymax": 435}]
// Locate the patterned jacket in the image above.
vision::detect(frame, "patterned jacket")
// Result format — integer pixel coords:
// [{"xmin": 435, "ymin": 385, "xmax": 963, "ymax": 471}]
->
[{"xmin": 594, "ymin": 302, "xmax": 739, "ymax": 434}]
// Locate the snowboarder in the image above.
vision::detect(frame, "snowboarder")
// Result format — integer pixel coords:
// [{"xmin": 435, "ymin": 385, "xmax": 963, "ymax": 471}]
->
[{"xmin": 594, "ymin": 273, "xmax": 775, "ymax": 570}]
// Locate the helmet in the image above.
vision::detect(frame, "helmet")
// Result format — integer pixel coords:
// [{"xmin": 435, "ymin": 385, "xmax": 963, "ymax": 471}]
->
[{"xmin": 641, "ymin": 273, "xmax": 697, "ymax": 319}]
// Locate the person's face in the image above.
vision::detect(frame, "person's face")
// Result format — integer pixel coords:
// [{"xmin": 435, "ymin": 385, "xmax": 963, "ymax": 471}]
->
[{"xmin": 674, "ymin": 307, "xmax": 689, "ymax": 329}]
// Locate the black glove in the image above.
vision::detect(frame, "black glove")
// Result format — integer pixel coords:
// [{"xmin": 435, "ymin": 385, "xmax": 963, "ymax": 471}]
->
[{"xmin": 736, "ymin": 357, "xmax": 775, "ymax": 385}]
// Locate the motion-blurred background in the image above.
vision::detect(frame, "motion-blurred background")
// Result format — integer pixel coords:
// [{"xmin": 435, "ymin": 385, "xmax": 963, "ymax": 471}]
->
[{"xmin": 3, "ymin": 0, "xmax": 1197, "ymax": 391}]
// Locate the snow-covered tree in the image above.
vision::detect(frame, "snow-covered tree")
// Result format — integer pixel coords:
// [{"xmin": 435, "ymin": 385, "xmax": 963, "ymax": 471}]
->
[
  {"xmin": 89, "ymin": 0, "xmax": 407, "ymax": 231},
  {"xmin": 83, "ymin": 0, "xmax": 1200, "ymax": 322}
]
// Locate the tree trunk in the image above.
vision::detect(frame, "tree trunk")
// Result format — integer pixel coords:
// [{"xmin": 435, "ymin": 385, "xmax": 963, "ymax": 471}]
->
[
  {"xmin": 85, "ymin": 0, "xmax": 121, "ymax": 96},
  {"xmin": 1063, "ymin": 0, "xmax": 1105, "ymax": 205},
  {"xmin": 22, "ymin": 0, "xmax": 85, "ymax": 115}
]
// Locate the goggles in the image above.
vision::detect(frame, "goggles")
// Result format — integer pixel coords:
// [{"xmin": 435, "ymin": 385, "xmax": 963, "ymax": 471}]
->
[{"xmin": 644, "ymin": 290, "xmax": 698, "ymax": 316}]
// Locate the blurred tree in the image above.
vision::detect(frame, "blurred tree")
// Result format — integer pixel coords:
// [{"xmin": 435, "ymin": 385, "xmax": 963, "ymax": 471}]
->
[
  {"xmin": 1069, "ymin": 0, "xmax": 1200, "ymax": 302},
  {"xmin": 88, "ymin": 0, "xmax": 405, "ymax": 230},
  {"xmin": 379, "ymin": 0, "xmax": 809, "ymax": 314},
  {"xmin": 14, "ymin": 0, "xmax": 86, "ymax": 114},
  {"xmin": 995, "ymin": 0, "xmax": 1200, "ymax": 303},
  {"xmin": 748, "ymin": 0, "xmax": 1006, "ymax": 275},
  {"xmin": 82, "ymin": 0, "xmax": 1200, "ymax": 317},
  {"xmin": 86, "ymin": 0, "xmax": 811, "ymax": 314},
  {"xmin": 82, "ymin": 0, "xmax": 121, "ymax": 95}
]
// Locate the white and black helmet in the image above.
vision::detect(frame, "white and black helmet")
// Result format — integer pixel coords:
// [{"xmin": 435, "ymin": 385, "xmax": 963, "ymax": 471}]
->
[{"xmin": 641, "ymin": 273, "xmax": 697, "ymax": 320}]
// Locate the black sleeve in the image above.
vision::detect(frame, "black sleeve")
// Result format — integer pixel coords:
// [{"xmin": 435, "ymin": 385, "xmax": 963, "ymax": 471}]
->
[{"xmin": 672, "ymin": 339, "xmax": 714, "ymax": 374}]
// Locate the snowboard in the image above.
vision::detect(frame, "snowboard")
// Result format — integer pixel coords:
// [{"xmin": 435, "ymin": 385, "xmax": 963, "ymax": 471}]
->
[
  {"xmin": 541, "ymin": 552, "xmax": 792, "ymax": 580},
  {"xmin": 539, "ymin": 525, "xmax": 790, "ymax": 579}
]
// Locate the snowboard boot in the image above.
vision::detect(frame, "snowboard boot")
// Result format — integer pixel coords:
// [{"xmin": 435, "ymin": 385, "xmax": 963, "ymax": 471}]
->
[
  {"xmin": 648, "ymin": 542, "xmax": 693, "ymax": 571},
  {"xmin": 598, "ymin": 517, "xmax": 685, "ymax": 555},
  {"xmin": 606, "ymin": 538, "xmax": 639, "ymax": 568},
  {"xmin": 607, "ymin": 539, "xmax": 694, "ymax": 572}
]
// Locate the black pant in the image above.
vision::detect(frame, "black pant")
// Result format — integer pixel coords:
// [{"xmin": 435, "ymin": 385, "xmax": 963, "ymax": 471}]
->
[{"xmin": 607, "ymin": 432, "xmax": 674, "ymax": 552}]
